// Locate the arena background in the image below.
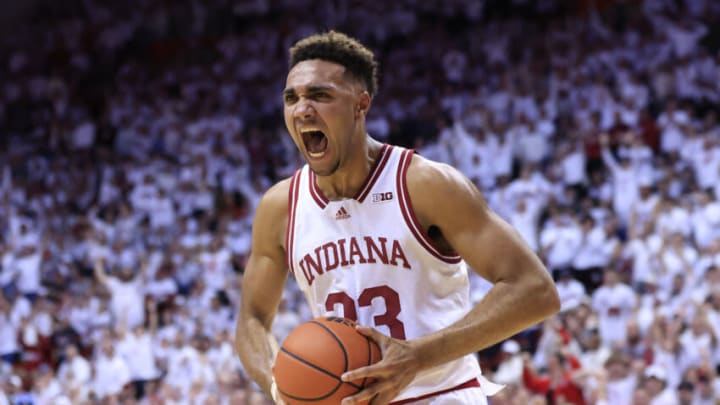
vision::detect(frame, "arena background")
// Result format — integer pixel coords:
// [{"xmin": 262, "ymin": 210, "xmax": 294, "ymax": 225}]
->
[{"xmin": 1, "ymin": 0, "xmax": 719, "ymax": 404}]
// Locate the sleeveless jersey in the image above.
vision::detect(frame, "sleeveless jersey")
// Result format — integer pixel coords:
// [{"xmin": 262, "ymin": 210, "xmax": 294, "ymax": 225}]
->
[{"xmin": 286, "ymin": 145, "xmax": 482, "ymax": 401}]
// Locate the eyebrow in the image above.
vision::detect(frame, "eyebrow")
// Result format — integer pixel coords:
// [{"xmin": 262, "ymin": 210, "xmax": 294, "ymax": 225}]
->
[{"xmin": 282, "ymin": 85, "xmax": 334, "ymax": 97}]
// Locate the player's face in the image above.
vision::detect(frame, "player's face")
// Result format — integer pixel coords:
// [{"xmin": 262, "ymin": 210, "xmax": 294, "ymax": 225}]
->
[{"xmin": 283, "ymin": 59, "xmax": 368, "ymax": 176}]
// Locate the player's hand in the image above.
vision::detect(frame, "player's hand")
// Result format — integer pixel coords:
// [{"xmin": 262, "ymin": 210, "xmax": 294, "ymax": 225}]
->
[{"xmin": 340, "ymin": 327, "xmax": 420, "ymax": 405}]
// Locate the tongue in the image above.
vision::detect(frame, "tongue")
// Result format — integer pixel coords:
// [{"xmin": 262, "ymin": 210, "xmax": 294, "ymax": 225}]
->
[{"xmin": 307, "ymin": 132, "xmax": 328, "ymax": 154}]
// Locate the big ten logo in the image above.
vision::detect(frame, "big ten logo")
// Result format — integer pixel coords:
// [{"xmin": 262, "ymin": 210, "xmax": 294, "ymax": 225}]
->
[{"xmin": 371, "ymin": 192, "xmax": 393, "ymax": 203}]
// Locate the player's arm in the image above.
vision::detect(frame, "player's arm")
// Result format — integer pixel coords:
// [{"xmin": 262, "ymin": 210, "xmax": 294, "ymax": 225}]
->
[
  {"xmin": 408, "ymin": 157, "xmax": 560, "ymax": 366},
  {"xmin": 342, "ymin": 155, "xmax": 560, "ymax": 405},
  {"xmin": 235, "ymin": 179, "xmax": 291, "ymax": 399}
]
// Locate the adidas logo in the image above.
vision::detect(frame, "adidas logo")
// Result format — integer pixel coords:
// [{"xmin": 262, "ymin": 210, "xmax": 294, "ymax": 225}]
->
[{"xmin": 335, "ymin": 206, "xmax": 351, "ymax": 220}]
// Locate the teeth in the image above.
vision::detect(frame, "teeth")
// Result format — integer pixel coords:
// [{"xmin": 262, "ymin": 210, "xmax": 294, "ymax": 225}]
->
[
  {"xmin": 308, "ymin": 151, "xmax": 325, "ymax": 158},
  {"xmin": 300, "ymin": 128, "xmax": 321, "ymax": 134}
]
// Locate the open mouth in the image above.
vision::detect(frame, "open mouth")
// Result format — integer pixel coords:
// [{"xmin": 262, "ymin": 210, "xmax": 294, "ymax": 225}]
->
[{"xmin": 301, "ymin": 129, "xmax": 328, "ymax": 158}]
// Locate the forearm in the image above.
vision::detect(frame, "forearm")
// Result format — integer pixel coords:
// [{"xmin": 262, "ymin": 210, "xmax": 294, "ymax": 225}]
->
[
  {"xmin": 413, "ymin": 279, "xmax": 558, "ymax": 371},
  {"xmin": 236, "ymin": 313, "xmax": 279, "ymax": 395}
]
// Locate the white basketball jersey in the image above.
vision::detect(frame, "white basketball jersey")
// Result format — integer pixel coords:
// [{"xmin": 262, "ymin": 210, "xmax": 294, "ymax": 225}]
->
[{"xmin": 286, "ymin": 145, "xmax": 482, "ymax": 401}]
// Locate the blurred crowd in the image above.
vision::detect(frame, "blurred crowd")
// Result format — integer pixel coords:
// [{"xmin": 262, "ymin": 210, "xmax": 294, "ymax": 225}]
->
[{"xmin": 1, "ymin": 0, "xmax": 720, "ymax": 404}]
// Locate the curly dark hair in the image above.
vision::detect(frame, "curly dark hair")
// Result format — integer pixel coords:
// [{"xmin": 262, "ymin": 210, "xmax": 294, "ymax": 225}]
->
[{"xmin": 289, "ymin": 30, "xmax": 379, "ymax": 97}]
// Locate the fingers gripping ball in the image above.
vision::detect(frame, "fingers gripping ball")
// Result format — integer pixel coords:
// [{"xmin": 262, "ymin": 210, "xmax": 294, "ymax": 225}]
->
[{"xmin": 273, "ymin": 317, "xmax": 382, "ymax": 404}]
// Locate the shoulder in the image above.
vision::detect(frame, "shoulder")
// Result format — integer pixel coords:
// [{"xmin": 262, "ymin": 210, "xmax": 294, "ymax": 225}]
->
[
  {"xmin": 257, "ymin": 176, "xmax": 294, "ymax": 215},
  {"xmin": 405, "ymin": 153, "xmax": 487, "ymax": 212},
  {"xmin": 401, "ymin": 152, "xmax": 494, "ymax": 236},
  {"xmin": 252, "ymin": 175, "xmax": 295, "ymax": 249}
]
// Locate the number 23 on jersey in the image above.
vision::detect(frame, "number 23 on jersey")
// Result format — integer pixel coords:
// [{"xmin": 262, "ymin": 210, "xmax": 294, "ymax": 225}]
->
[{"xmin": 325, "ymin": 285, "xmax": 406, "ymax": 339}]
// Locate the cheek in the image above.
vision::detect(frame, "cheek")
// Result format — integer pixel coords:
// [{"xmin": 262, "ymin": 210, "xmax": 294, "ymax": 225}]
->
[
  {"xmin": 283, "ymin": 110, "xmax": 300, "ymax": 144},
  {"xmin": 283, "ymin": 109, "xmax": 293, "ymax": 131}
]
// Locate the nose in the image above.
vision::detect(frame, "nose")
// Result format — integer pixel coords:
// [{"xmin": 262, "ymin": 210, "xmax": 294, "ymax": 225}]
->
[{"xmin": 293, "ymin": 98, "xmax": 316, "ymax": 120}]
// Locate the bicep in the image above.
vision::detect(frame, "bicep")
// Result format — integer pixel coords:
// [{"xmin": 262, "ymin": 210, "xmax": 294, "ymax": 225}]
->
[
  {"xmin": 239, "ymin": 180, "xmax": 291, "ymax": 329},
  {"xmin": 440, "ymin": 185, "xmax": 546, "ymax": 284},
  {"xmin": 408, "ymin": 157, "xmax": 551, "ymax": 286}
]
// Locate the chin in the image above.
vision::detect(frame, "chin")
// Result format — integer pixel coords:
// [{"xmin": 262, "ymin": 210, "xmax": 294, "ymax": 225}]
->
[{"xmin": 309, "ymin": 160, "xmax": 340, "ymax": 177}]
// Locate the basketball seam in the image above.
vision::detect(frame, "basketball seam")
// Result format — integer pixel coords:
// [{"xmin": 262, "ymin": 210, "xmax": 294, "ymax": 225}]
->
[
  {"xmin": 308, "ymin": 320, "xmax": 349, "ymax": 372},
  {"xmin": 278, "ymin": 347, "xmax": 347, "ymax": 401},
  {"xmin": 277, "ymin": 320, "xmax": 366, "ymax": 402},
  {"xmin": 309, "ymin": 321, "xmax": 365, "ymax": 391},
  {"xmin": 308, "ymin": 320, "xmax": 363, "ymax": 391}
]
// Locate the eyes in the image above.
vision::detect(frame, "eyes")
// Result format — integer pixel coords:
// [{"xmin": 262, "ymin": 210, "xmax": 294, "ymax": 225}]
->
[
  {"xmin": 283, "ymin": 93, "xmax": 298, "ymax": 104},
  {"xmin": 283, "ymin": 91, "xmax": 332, "ymax": 105}
]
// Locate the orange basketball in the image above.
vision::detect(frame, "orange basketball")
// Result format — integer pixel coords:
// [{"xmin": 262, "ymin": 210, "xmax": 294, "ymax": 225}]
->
[{"xmin": 273, "ymin": 316, "xmax": 382, "ymax": 404}]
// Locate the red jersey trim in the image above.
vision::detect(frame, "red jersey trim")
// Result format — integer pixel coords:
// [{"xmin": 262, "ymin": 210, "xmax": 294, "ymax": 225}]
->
[
  {"xmin": 388, "ymin": 378, "xmax": 480, "ymax": 404},
  {"xmin": 286, "ymin": 170, "xmax": 302, "ymax": 275},
  {"xmin": 308, "ymin": 170, "xmax": 329, "ymax": 209},
  {"xmin": 397, "ymin": 149, "xmax": 462, "ymax": 264},
  {"xmin": 307, "ymin": 144, "xmax": 391, "ymax": 208},
  {"xmin": 355, "ymin": 144, "xmax": 391, "ymax": 202}
]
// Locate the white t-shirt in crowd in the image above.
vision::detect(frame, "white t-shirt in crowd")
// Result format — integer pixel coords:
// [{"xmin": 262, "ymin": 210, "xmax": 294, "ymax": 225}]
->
[
  {"xmin": 57, "ymin": 355, "xmax": 92, "ymax": 389},
  {"xmin": 148, "ymin": 194, "xmax": 176, "ymax": 229},
  {"xmin": 272, "ymin": 308, "xmax": 302, "ymax": 343},
  {"xmin": 556, "ymin": 277, "xmax": 587, "ymax": 312},
  {"xmin": 507, "ymin": 198, "xmax": 544, "ymax": 252},
  {"xmin": 540, "ymin": 219, "xmax": 582, "ymax": 270},
  {"xmin": 11, "ymin": 252, "xmax": 42, "ymax": 294},
  {"xmin": 0, "ymin": 312, "xmax": 18, "ymax": 355},
  {"xmin": 106, "ymin": 277, "xmax": 145, "ymax": 328},
  {"xmin": 489, "ymin": 135, "xmax": 514, "ymax": 179},
  {"xmin": 117, "ymin": 331, "xmax": 161, "ymax": 381},
  {"xmin": 572, "ymin": 227, "xmax": 615, "ymax": 270},
  {"xmin": 692, "ymin": 145, "xmax": 720, "ymax": 190},
  {"xmin": 92, "ymin": 353, "xmax": 131, "ymax": 399},
  {"xmin": 516, "ymin": 130, "xmax": 549, "ymax": 164},
  {"xmin": 198, "ymin": 248, "xmax": 232, "ymax": 292},
  {"xmin": 605, "ymin": 375, "xmax": 636, "ymax": 405},
  {"xmin": 559, "ymin": 148, "xmax": 587, "ymax": 186},
  {"xmin": 145, "ymin": 276, "xmax": 178, "ymax": 302},
  {"xmin": 592, "ymin": 282, "xmax": 637, "ymax": 346},
  {"xmin": 692, "ymin": 201, "xmax": 720, "ymax": 249},
  {"xmin": 601, "ymin": 148, "xmax": 640, "ymax": 223}
]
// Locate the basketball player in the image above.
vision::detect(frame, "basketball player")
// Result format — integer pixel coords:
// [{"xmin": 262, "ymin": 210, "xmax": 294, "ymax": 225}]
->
[{"xmin": 235, "ymin": 31, "xmax": 560, "ymax": 405}]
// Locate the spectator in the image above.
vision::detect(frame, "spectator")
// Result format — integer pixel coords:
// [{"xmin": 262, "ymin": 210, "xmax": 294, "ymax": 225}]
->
[
  {"xmin": 600, "ymin": 133, "xmax": 642, "ymax": 225},
  {"xmin": 602, "ymin": 352, "xmax": 637, "ymax": 405},
  {"xmin": 0, "ymin": 294, "xmax": 19, "ymax": 367},
  {"xmin": 555, "ymin": 269, "xmax": 588, "ymax": 312},
  {"xmin": 692, "ymin": 369, "xmax": 716, "ymax": 405},
  {"xmin": 91, "ymin": 336, "xmax": 131, "ymax": 401},
  {"xmin": 115, "ymin": 321, "xmax": 162, "ymax": 399},
  {"xmin": 196, "ymin": 236, "xmax": 233, "ymax": 294},
  {"xmin": 522, "ymin": 351, "xmax": 586, "ymax": 405},
  {"xmin": 540, "ymin": 207, "xmax": 582, "ymax": 277},
  {"xmin": 592, "ymin": 268, "xmax": 637, "ymax": 349},
  {"xmin": 493, "ymin": 339, "xmax": 524, "ymax": 386},
  {"xmin": 642, "ymin": 365, "xmax": 677, "ymax": 405},
  {"xmin": 93, "ymin": 258, "xmax": 146, "ymax": 329},
  {"xmin": 572, "ymin": 215, "xmax": 619, "ymax": 293},
  {"xmin": 56, "ymin": 344, "xmax": 91, "ymax": 402},
  {"xmin": 0, "ymin": 0, "xmax": 719, "ymax": 402}
]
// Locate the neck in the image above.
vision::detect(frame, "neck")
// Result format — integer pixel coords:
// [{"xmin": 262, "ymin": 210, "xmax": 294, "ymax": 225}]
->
[{"xmin": 315, "ymin": 135, "xmax": 383, "ymax": 200}]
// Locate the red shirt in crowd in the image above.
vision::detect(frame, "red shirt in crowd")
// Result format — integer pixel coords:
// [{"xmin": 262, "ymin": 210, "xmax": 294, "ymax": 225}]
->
[{"xmin": 522, "ymin": 354, "xmax": 587, "ymax": 405}]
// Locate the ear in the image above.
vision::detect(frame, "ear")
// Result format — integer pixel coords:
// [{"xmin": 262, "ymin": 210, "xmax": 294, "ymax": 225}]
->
[{"xmin": 355, "ymin": 91, "xmax": 371, "ymax": 118}]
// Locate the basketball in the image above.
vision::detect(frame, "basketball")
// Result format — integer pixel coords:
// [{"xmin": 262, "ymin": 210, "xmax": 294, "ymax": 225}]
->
[{"xmin": 273, "ymin": 316, "xmax": 382, "ymax": 404}]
